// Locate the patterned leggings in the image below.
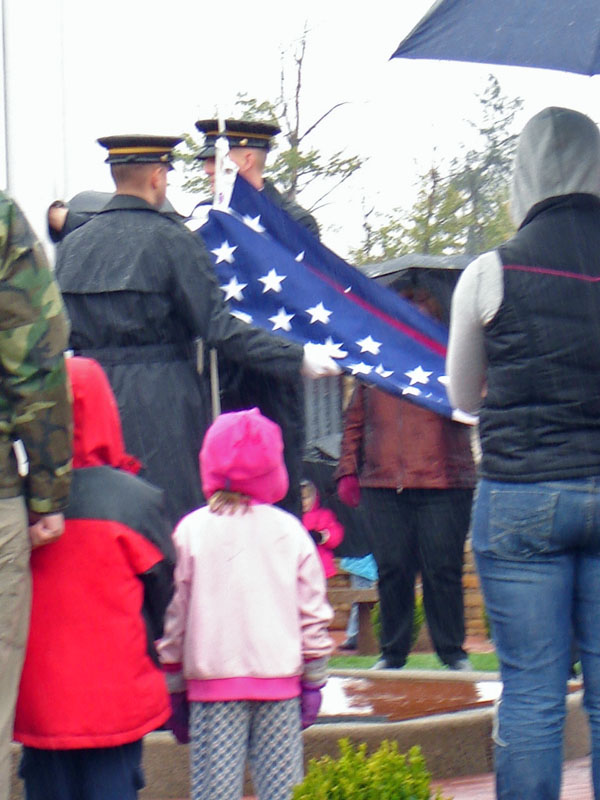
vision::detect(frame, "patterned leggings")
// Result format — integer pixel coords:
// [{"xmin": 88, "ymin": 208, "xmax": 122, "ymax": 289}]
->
[{"xmin": 190, "ymin": 698, "xmax": 303, "ymax": 800}]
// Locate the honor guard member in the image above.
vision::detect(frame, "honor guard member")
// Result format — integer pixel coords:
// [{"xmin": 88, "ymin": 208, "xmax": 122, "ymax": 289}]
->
[
  {"xmin": 195, "ymin": 118, "xmax": 320, "ymax": 236},
  {"xmin": 195, "ymin": 119, "xmax": 319, "ymax": 517},
  {"xmin": 56, "ymin": 134, "xmax": 339, "ymax": 527}
]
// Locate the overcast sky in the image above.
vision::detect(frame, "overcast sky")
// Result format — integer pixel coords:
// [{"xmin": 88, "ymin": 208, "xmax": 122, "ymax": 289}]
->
[{"xmin": 3, "ymin": 0, "xmax": 600, "ymax": 257}]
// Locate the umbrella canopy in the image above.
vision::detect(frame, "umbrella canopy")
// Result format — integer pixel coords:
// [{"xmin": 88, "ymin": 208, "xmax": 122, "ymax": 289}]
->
[
  {"xmin": 68, "ymin": 190, "xmax": 184, "ymax": 219},
  {"xmin": 359, "ymin": 253, "xmax": 471, "ymax": 324},
  {"xmin": 392, "ymin": 0, "xmax": 600, "ymax": 76}
]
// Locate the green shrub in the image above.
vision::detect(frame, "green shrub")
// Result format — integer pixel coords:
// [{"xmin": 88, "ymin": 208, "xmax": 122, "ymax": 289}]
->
[
  {"xmin": 292, "ymin": 738, "xmax": 450, "ymax": 799},
  {"xmin": 371, "ymin": 594, "xmax": 425, "ymax": 649}
]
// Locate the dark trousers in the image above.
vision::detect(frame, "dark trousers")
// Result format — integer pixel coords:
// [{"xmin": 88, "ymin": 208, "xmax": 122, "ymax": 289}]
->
[
  {"xmin": 19, "ymin": 740, "xmax": 144, "ymax": 800},
  {"xmin": 363, "ymin": 487, "xmax": 473, "ymax": 667}
]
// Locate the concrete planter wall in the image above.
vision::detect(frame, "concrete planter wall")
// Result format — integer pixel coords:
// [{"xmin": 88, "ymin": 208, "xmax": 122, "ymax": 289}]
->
[{"xmin": 9, "ymin": 670, "xmax": 589, "ymax": 799}]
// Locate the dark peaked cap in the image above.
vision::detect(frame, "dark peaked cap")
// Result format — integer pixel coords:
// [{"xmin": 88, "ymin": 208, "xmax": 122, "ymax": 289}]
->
[
  {"xmin": 194, "ymin": 119, "xmax": 280, "ymax": 159},
  {"xmin": 97, "ymin": 134, "xmax": 183, "ymax": 165}
]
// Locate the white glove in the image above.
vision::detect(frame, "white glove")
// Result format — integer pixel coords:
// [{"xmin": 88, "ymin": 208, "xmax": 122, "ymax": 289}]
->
[{"xmin": 301, "ymin": 342, "xmax": 343, "ymax": 378}]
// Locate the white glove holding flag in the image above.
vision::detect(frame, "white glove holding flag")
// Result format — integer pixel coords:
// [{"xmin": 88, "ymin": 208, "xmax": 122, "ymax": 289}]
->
[
  {"xmin": 301, "ymin": 342, "xmax": 343, "ymax": 378},
  {"xmin": 213, "ymin": 134, "xmax": 238, "ymax": 211}
]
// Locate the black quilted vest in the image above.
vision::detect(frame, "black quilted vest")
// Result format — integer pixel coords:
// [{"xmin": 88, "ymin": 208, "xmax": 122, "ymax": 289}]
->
[{"xmin": 479, "ymin": 194, "xmax": 600, "ymax": 481}]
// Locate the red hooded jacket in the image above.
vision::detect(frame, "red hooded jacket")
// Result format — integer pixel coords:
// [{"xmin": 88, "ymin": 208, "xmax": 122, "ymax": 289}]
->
[{"xmin": 14, "ymin": 357, "xmax": 174, "ymax": 749}]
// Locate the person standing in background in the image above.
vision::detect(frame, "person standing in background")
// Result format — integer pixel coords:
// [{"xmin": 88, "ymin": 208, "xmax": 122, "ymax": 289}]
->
[
  {"xmin": 56, "ymin": 133, "xmax": 338, "ymax": 527},
  {"xmin": 336, "ymin": 343, "xmax": 475, "ymax": 671},
  {"xmin": 194, "ymin": 119, "xmax": 320, "ymax": 517}
]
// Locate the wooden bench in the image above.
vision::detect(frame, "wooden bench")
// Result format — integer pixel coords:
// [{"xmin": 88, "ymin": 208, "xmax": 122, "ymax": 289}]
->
[{"xmin": 326, "ymin": 587, "xmax": 380, "ymax": 655}]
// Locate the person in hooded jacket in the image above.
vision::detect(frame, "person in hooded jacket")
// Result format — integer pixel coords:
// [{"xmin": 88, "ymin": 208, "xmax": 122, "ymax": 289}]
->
[
  {"xmin": 300, "ymin": 478, "xmax": 344, "ymax": 580},
  {"xmin": 158, "ymin": 408, "xmax": 333, "ymax": 800},
  {"xmin": 13, "ymin": 357, "xmax": 175, "ymax": 800},
  {"xmin": 447, "ymin": 107, "xmax": 600, "ymax": 800}
]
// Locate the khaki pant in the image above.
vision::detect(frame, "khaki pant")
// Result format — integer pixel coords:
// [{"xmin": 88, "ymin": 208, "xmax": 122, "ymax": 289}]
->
[{"xmin": 0, "ymin": 497, "xmax": 30, "ymax": 800}]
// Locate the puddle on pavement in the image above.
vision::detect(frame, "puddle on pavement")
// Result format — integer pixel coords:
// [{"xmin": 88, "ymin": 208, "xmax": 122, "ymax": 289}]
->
[
  {"xmin": 319, "ymin": 676, "xmax": 582, "ymax": 723},
  {"xmin": 319, "ymin": 676, "xmax": 500, "ymax": 723}
]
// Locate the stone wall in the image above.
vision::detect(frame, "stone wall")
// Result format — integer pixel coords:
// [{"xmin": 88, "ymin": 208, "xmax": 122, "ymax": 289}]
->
[{"xmin": 462, "ymin": 538, "xmax": 487, "ymax": 638}]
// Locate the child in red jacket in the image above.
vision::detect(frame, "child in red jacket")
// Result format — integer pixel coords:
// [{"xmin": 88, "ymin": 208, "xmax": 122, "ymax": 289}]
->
[
  {"xmin": 13, "ymin": 357, "xmax": 174, "ymax": 800},
  {"xmin": 300, "ymin": 479, "xmax": 344, "ymax": 579}
]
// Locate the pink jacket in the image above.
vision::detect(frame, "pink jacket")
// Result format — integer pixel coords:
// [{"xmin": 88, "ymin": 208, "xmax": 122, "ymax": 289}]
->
[
  {"xmin": 158, "ymin": 504, "xmax": 333, "ymax": 703},
  {"xmin": 302, "ymin": 497, "xmax": 344, "ymax": 579}
]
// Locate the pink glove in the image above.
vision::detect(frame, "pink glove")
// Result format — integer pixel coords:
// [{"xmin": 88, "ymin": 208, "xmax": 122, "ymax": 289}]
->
[
  {"xmin": 167, "ymin": 692, "xmax": 190, "ymax": 744},
  {"xmin": 337, "ymin": 475, "xmax": 361, "ymax": 507},
  {"xmin": 300, "ymin": 683, "xmax": 323, "ymax": 729}
]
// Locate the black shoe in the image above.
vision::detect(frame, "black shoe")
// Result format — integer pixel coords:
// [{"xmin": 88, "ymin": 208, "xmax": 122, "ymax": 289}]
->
[
  {"xmin": 370, "ymin": 658, "xmax": 405, "ymax": 670},
  {"xmin": 448, "ymin": 657, "xmax": 472, "ymax": 672},
  {"xmin": 339, "ymin": 636, "xmax": 358, "ymax": 651}
]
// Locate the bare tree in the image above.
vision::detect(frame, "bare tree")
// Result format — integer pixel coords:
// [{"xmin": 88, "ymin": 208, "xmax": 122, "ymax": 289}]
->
[{"xmin": 177, "ymin": 24, "xmax": 363, "ymax": 216}]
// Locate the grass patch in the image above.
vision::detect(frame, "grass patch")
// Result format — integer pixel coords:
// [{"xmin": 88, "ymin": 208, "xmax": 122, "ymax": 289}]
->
[{"xmin": 330, "ymin": 651, "xmax": 499, "ymax": 671}]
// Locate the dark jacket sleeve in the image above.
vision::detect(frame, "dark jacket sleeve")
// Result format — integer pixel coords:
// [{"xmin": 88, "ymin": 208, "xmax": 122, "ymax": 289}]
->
[
  {"xmin": 263, "ymin": 180, "xmax": 321, "ymax": 239},
  {"xmin": 0, "ymin": 194, "xmax": 73, "ymax": 512},
  {"xmin": 134, "ymin": 484, "xmax": 175, "ymax": 644},
  {"xmin": 49, "ymin": 210, "xmax": 95, "ymax": 243},
  {"xmin": 133, "ymin": 488, "xmax": 175, "ymax": 658}
]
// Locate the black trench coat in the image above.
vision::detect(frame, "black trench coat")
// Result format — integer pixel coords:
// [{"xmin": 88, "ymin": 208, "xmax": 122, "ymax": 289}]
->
[{"xmin": 56, "ymin": 194, "xmax": 303, "ymax": 526}]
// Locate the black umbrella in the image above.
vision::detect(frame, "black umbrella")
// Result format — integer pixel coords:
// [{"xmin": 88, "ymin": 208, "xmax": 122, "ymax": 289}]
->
[
  {"xmin": 359, "ymin": 252, "xmax": 471, "ymax": 325},
  {"xmin": 392, "ymin": 0, "xmax": 600, "ymax": 76},
  {"xmin": 68, "ymin": 190, "xmax": 185, "ymax": 220}
]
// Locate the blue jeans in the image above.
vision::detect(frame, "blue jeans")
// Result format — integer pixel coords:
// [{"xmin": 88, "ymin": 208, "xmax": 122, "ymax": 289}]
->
[
  {"xmin": 345, "ymin": 574, "xmax": 376, "ymax": 639},
  {"xmin": 472, "ymin": 477, "xmax": 600, "ymax": 800}
]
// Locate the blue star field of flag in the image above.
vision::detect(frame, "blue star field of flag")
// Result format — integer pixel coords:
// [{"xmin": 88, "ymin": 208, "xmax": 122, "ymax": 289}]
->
[{"xmin": 196, "ymin": 176, "xmax": 460, "ymax": 419}]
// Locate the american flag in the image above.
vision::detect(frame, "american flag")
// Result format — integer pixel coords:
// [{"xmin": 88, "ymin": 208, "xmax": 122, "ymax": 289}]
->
[{"xmin": 195, "ymin": 175, "xmax": 464, "ymax": 421}]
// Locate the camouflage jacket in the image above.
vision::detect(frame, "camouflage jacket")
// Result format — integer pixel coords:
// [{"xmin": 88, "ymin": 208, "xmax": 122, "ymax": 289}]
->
[{"xmin": 0, "ymin": 192, "xmax": 72, "ymax": 513}]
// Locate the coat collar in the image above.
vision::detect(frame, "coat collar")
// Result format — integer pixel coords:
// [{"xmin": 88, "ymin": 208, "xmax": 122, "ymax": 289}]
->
[{"xmin": 101, "ymin": 194, "xmax": 159, "ymax": 213}]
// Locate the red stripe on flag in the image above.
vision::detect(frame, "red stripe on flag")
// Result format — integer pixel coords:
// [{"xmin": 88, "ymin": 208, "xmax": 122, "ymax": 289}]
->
[{"xmin": 305, "ymin": 263, "xmax": 448, "ymax": 358}]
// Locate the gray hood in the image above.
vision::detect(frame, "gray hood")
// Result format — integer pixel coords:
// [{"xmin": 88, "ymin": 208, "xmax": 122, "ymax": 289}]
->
[{"xmin": 510, "ymin": 106, "xmax": 600, "ymax": 227}]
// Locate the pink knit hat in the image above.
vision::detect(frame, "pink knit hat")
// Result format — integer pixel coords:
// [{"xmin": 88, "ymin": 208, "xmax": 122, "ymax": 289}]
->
[{"xmin": 200, "ymin": 408, "xmax": 289, "ymax": 504}]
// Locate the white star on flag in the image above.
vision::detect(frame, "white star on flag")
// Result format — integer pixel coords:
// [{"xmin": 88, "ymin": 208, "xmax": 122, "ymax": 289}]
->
[
  {"xmin": 349, "ymin": 362, "xmax": 374, "ymax": 376},
  {"xmin": 259, "ymin": 268, "xmax": 286, "ymax": 293},
  {"xmin": 230, "ymin": 309, "xmax": 253, "ymax": 324},
  {"xmin": 405, "ymin": 365, "xmax": 433, "ymax": 385},
  {"xmin": 356, "ymin": 335, "xmax": 382, "ymax": 355},
  {"xmin": 211, "ymin": 240, "xmax": 237, "ymax": 264},
  {"xmin": 198, "ymin": 175, "xmax": 461, "ymax": 420},
  {"xmin": 243, "ymin": 215, "xmax": 265, "ymax": 233},
  {"xmin": 269, "ymin": 307, "xmax": 294, "ymax": 332},
  {"xmin": 323, "ymin": 337, "xmax": 348, "ymax": 358},
  {"xmin": 306, "ymin": 302, "xmax": 332, "ymax": 324},
  {"xmin": 220, "ymin": 276, "xmax": 247, "ymax": 302},
  {"xmin": 437, "ymin": 375, "xmax": 449, "ymax": 386}
]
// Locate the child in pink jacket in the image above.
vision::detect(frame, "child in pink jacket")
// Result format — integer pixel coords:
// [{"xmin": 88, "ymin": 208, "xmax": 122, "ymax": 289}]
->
[
  {"xmin": 300, "ymin": 479, "xmax": 344, "ymax": 579},
  {"xmin": 158, "ymin": 408, "xmax": 333, "ymax": 800}
]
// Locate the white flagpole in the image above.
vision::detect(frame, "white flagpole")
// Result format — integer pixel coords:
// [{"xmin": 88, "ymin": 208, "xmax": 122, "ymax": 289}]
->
[
  {"xmin": 208, "ymin": 113, "xmax": 226, "ymax": 420},
  {"xmin": 0, "ymin": 0, "xmax": 8, "ymax": 191}
]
